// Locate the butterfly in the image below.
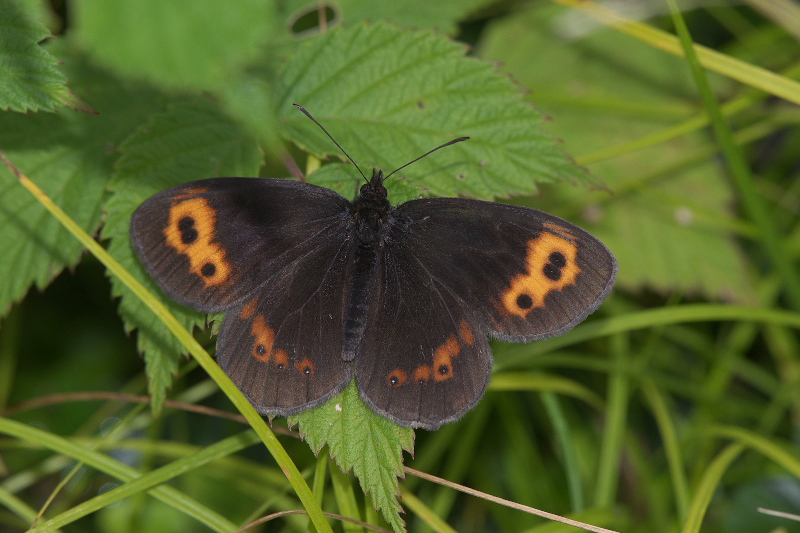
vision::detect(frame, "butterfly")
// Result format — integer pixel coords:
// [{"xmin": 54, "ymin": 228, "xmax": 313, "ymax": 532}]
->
[{"xmin": 130, "ymin": 106, "xmax": 618, "ymax": 430}]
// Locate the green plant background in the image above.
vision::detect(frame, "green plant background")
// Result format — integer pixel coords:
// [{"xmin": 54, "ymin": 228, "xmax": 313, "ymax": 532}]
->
[{"xmin": 1, "ymin": 0, "xmax": 799, "ymax": 532}]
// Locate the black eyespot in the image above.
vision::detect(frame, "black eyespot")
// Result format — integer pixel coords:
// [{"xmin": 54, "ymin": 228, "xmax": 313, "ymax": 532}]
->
[
  {"xmin": 178, "ymin": 216, "xmax": 194, "ymax": 231},
  {"xmin": 303, "ymin": 366, "xmax": 312, "ymax": 375},
  {"xmin": 178, "ymin": 216, "xmax": 198, "ymax": 244},
  {"xmin": 200, "ymin": 263, "xmax": 216, "ymax": 277},
  {"xmin": 277, "ymin": 363, "xmax": 284, "ymax": 369},
  {"xmin": 543, "ymin": 263, "xmax": 562, "ymax": 281},
  {"xmin": 516, "ymin": 294, "xmax": 533, "ymax": 309},
  {"xmin": 256, "ymin": 344, "xmax": 267, "ymax": 355},
  {"xmin": 438, "ymin": 365, "xmax": 449, "ymax": 375},
  {"xmin": 549, "ymin": 251, "xmax": 567, "ymax": 268}
]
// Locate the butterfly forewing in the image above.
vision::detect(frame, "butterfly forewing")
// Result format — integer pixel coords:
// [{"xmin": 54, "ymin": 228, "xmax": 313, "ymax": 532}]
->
[
  {"xmin": 130, "ymin": 178, "xmax": 352, "ymax": 312},
  {"xmin": 391, "ymin": 198, "xmax": 617, "ymax": 341}
]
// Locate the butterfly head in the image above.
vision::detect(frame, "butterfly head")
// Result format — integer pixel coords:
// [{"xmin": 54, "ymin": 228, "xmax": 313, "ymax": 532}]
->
[
  {"xmin": 292, "ymin": 103, "xmax": 468, "ymax": 215},
  {"xmin": 354, "ymin": 168, "xmax": 391, "ymax": 214},
  {"xmin": 352, "ymin": 135, "xmax": 471, "ymax": 214},
  {"xmin": 363, "ymin": 168, "xmax": 387, "ymax": 193}
]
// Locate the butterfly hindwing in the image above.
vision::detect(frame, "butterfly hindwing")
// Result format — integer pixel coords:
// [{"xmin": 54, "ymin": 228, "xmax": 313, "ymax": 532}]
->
[
  {"xmin": 355, "ymin": 241, "xmax": 493, "ymax": 429},
  {"xmin": 216, "ymin": 235, "xmax": 354, "ymax": 414},
  {"xmin": 130, "ymin": 178, "xmax": 352, "ymax": 312},
  {"xmin": 355, "ymin": 197, "xmax": 617, "ymax": 429}
]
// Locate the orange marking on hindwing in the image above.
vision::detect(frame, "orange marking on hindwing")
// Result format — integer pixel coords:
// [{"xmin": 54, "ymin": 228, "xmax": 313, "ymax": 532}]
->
[
  {"xmin": 274, "ymin": 349, "xmax": 289, "ymax": 368},
  {"xmin": 247, "ymin": 312, "xmax": 296, "ymax": 375},
  {"xmin": 295, "ymin": 358, "xmax": 315, "ymax": 376},
  {"xmin": 249, "ymin": 315, "xmax": 291, "ymax": 369},
  {"xmin": 239, "ymin": 298, "xmax": 258, "ymax": 320},
  {"xmin": 395, "ymin": 333, "xmax": 468, "ymax": 388},
  {"xmin": 250, "ymin": 316, "xmax": 275, "ymax": 362},
  {"xmin": 163, "ymin": 196, "xmax": 232, "ymax": 287},
  {"xmin": 387, "ymin": 369, "xmax": 408, "ymax": 387},
  {"xmin": 414, "ymin": 365, "xmax": 432, "ymax": 384},
  {"xmin": 500, "ymin": 224, "xmax": 581, "ymax": 318},
  {"xmin": 433, "ymin": 335, "xmax": 461, "ymax": 382},
  {"xmin": 459, "ymin": 320, "xmax": 474, "ymax": 345}
]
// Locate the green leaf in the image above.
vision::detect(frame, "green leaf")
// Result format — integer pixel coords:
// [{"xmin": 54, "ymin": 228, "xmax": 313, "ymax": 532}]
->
[
  {"xmin": 276, "ymin": 22, "xmax": 596, "ymax": 200},
  {"xmin": 103, "ymin": 99, "xmax": 263, "ymax": 412},
  {"xmin": 283, "ymin": 0, "xmax": 495, "ymax": 36},
  {"xmin": 0, "ymin": 43, "xmax": 167, "ymax": 317},
  {"xmin": 290, "ymin": 381, "xmax": 414, "ymax": 533},
  {"xmin": 682, "ymin": 444, "xmax": 744, "ymax": 533},
  {"xmin": 478, "ymin": 4, "xmax": 754, "ymax": 301},
  {"xmin": 71, "ymin": 0, "xmax": 277, "ymax": 90},
  {"xmin": 0, "ymin": 1, "xmax": 91, "ymax": 113},
  {"xmin": 269, "ymin": 0, "xmax": 496, "ymax": 66}
]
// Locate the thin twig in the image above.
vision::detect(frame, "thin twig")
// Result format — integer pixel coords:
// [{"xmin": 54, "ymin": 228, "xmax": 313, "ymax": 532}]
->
[{"xmin": 405, "ymin": 466, "xmax": 619, "ymax": 533}]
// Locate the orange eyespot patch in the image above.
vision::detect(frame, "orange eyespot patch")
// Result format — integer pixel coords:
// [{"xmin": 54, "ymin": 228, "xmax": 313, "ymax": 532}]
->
[
  {"xmin": 248, "ymin": 313, "xmax": 289, "ymax": 368},
  {"xmin": 163, "ymin": 195, "xmax": 232, "ymax": 287},
  {"xmin": 389, "ymin": 320, "xmax": 476, "ymax": 387},
  {"xmin": 501, "ymin": 224, "xmax": 581, "ymax": 318},
  {"xmin": 387, "ymin": 369, "xmax": 408, "ymax": 387},
  {"xmin": 432, "ymin": 335, "xmax": 460, "ymax": 382},
  {"xmin": 459, "ymin": 319, "xmax": 475, "ymax": 346},
  {"xmin": 295, "ymin": 358, "xmax": 315, "ymax": 376},
  {"xmin": 242, "ymin": 300, "xmax": 317, "ymax": 377}
]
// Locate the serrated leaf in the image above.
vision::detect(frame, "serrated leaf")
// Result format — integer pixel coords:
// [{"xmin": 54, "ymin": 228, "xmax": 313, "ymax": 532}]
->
[
  {"xmin": 72, "ymin": 0, "xmax": 276, "ymax": 90},
  {"xmin": 283, "ymin": 0, "xmax": 495, "ymax": 36},
  {"xmin": 0, "ymin": 1, "xmax": 91, "ymax": 113},
  {"xmin": 103, "ymin": 99, "xmax": 263, "ymax": 411},
  {"xmin": 478, "ymin": 4, "xmax": 754, "ymax": 301},
  {"xmin": 290, "ymin": 381, "xmax": 414, "ymax": 533},
  {"xmin": 275, "ymin": 22, "xmax": 596, "ymax": 200},
  {"xmin": 0, "ymin": 43, "xmax": 168, "ymax": 318}
]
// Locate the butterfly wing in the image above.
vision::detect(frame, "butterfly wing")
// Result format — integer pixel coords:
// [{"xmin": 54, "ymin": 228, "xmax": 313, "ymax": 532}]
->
[
  {"xmin": 216, "ymin": 235, "xmax": 355, "ymax": 414},
  {"xmin": 130, "ymin": 177, "xmax": 355, "ymax": 413},
  {"xmin": 355, "ymin": 198, "xmax": 617, "ymax": 429},
  {"xmin": 130, "ymin": 178, "xmax": 353, "ymax": 312},
  {"xmin": 354, "ymin": 246, "xmax": 494, "ymax": 429}
]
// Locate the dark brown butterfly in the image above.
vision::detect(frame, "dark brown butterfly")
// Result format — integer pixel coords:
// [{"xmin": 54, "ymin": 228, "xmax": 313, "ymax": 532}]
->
[{"xmin": 130, "ymin": 106, "xmax": 617, "ymax": 430}]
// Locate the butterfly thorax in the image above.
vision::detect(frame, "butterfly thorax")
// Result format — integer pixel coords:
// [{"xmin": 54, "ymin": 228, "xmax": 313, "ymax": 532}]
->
[
  {"xmin": 342, "ymin": 169, "xmax": 394, "ymax": 361},
  {"xmin": 352, "ymin": 169, "xmax": 392, "ymax": 223}
]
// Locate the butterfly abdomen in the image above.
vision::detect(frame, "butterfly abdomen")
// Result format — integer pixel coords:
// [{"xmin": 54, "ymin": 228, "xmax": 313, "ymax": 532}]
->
[{"xmin": 341, "ymin": 229, "xmax": 383, "ymax": 361}]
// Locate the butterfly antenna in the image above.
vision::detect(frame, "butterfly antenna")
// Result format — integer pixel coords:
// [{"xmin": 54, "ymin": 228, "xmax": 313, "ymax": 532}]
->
[
  {"xmin": 293, "ymin": 104, "xmax": 367, "ymax": 182},
  {"xmin": 384, "ymin": 136, "xmax": 469, "ymax": 180}
]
